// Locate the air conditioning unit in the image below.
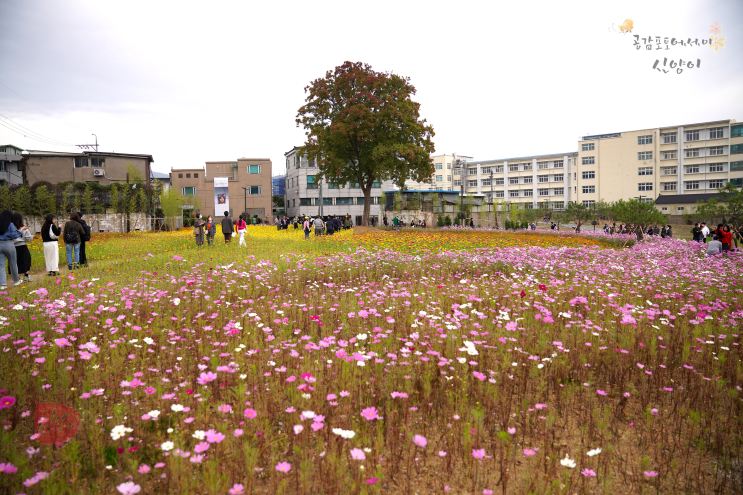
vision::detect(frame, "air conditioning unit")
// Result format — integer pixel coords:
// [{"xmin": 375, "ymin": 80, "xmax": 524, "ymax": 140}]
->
[{"xmin": 93, "ymin": 169, "xmax": 104, "ymax": 176}]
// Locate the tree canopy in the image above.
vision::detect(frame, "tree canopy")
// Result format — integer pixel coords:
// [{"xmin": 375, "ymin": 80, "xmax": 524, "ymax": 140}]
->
[{"xmin": 296, "ymin": 61, "xmax": 435, "ymax": 225}]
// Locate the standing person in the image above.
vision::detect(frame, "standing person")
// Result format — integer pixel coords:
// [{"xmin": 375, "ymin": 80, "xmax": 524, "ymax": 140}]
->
[
  {"xmin": 721, "ymin": 225, "xmax": 733, "ymax": 252},
  {"xmin": 691, "ymin": 223, "xmax": 701, "ymax": 242},
  {"xmin": 303, "ymin": 216, "xmax": 311, "ymax": 240},
  {"xmin": 383, "ymin": 216, "xmax": 388, "ymax": 227},
  {"xmin": 313, "ymin": 215, "xmax": 324, "ymax": 238},
  {"xmin": 221, "ymin": 211, "xmax": 234, "ymax": 243},
  {"xmin": 193, "ymin": 213, "xmax": 205, "ymax": 247},
  {"xmin": 77, "ymin": 212, "xmax": 91, "ymax": 266},
  {"xmin": 63, "ymin": 212, "xmax": 85, "ymax": 270},
  {"xmin": 392, "ymin": 216, "xmax": 399, "ymax": 229},
  {"xmin": 41, "ymin": 214, "xmax": 61, "ymax": 276},
  {"xmin": 205, "ymin": 215, "xmax": 216, "ymax": 246},
  {"xmin": 236, "ymin": 215, "xmax": 247, "ymax": 246},
  {"xmin": 701, "ymin": 222, "xmax": 710, "ymax": 243},
  {"xmin": 666, "ymin": 225, "xmax": 672, "ymax": 237},
  {"xmin": 9, "ymin": 213, "xmax": 33, "ymax": 283},
  {"xmin": 327, "ymin": 216, "xmax": 335, "ymax": 236},
  {"xmin": 0, "ymin": 209, "xmax": 25, "ymax": 290},
  {"xmin": 469, "ymin": 218, "xmax": 474, "ymax": 228},
  {"xmin": 660, "ymin": 225, "xmax": 667, "ymax": 238}
]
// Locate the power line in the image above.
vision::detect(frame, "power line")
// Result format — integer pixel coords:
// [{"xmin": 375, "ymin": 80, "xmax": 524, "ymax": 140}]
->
[
  {"xmin": 0, "ymin": 112, "xmax": 77, "ymax": 146},
  {"xmin": 0, "ymin": 79, "xmax": 87, "ymax": 133},
  {"xmin": 0, "ymin": 119, "xmax": 76, "ymax": 147}
]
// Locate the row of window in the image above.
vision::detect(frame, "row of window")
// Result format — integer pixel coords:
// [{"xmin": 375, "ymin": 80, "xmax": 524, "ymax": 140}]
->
[
  {"xmin": 583, "ymin": 145, "xmax": 742, "ymax": 165},
  {"xmin": 295, "ymin": 197, "xmax": 381, "ymax": 207},
  {"xmin": 660, "ymin": 128, "xmax": 726, "ymax": 143},
  {"xmin": 458, "ymin": 161, "xmax": 565, "ymax": 176},
  {"xmin": 182, "ymin": 185, "xmax": 263, "ymax": 196},
  {"xmin": 304, "ymin": 177, "xmax": 381, "ymax": 189},
  {"xmin": 74, "ymin": 158, "xmax": 106, "ymax": 168},
  {"xmin": 503, "ymin": 188, "xmax": 565, "ymax": 198}
]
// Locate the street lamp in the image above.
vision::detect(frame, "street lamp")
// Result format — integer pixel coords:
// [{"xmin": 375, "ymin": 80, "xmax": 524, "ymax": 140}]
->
[
  {"xmin": 454, "ymin": 154, "xmax": 466, "ymax": 225},
  {"xmin": 489, "ymin": 168, "xmax": 494, "ymax": 228}
]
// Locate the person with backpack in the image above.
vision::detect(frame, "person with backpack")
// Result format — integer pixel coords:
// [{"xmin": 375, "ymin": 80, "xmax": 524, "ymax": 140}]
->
[
  {"xmin": 41, "ymin": 214, "xmax": 61, "ymax": 276},
  {"xmin": 8, "ymin": 213, "xmax": 33, "ymax": 283},
  {"xmin": 313, "ymin": 216, "xmax": 324, "ymax": 238},
  {"xmin": 63, "ymin": 212, "xmax": 86, "ymax": 271},
  {"xmin": 303, "ymin": 217, "xmax": 311, "ymax": 240},
  {"xmin": 236, "ymin": 215, "xmax": 247, "ymax": 247},
  {"xmin": 0, "ymin": 209, "xmax": 27, "ymax": 290},
  {"xmin": 77, "ymin": 212, "xmax": 91, "ymax": 266}
]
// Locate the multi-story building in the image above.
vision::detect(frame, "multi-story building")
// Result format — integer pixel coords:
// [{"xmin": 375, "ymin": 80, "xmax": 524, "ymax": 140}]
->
[
  {"xmin": 457, "ymin": 152, "xmax": 578, "ymax": 210},
  {"xmin": 170, "ymin": 158, "xmax": 272, "ymax": 220},
  {"xmin": 575, "ymin": 119, "xmax": 742, "ymax": 210},
  {"xmin": 404, "ymin": 154, "xmax": 472, "ymax": 191},
  {"xmin": 0, "ymin": 144, "xmax": 24, "ymax": 186},
  {"xmin": 22, "ymin": 150, "xmax": 153, "ymax": 186},
  {"xmin": 283, "ymin": 147, "xmax": 395, "ymax": 225}
]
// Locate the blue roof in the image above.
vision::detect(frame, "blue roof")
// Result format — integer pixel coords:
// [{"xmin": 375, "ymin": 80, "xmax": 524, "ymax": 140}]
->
[{"xmin": 466, "ymin": 152, "xmax": 577, "ymax": 165}]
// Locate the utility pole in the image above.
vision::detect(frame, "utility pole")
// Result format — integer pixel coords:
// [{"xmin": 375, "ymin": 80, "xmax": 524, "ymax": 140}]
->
[
  {"xmin": 489, "ymin": 168, "xmax": 494, "ymax": 228},
  {"xmin": 318, "ymin": 179, "xmax": 323, "ymax": 218},
  {"xmin": 454, "ymin": 153, "xmax": 466, "ymax": 225},
  {"xmin": 92, "ymin": 134, "xmax": 98, "ymax": 152},
  {"xmin": 241, "ymin": 186, "xmax": 248, "ymax": 217}
]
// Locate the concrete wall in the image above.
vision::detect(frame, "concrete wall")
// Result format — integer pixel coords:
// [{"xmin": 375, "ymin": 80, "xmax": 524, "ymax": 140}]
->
[
  {"xmin": 24, "ymin": 154, "xmax": 151, "ymax": 186},
  {"xmin": 23, "ymin": 213, "xmax": 169, "ymax": 234}
]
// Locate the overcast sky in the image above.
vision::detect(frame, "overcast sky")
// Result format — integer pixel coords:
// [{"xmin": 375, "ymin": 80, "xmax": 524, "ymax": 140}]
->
[{"xmin": 1, "ymin": 0, "xmax": 741, "ymax": 176}]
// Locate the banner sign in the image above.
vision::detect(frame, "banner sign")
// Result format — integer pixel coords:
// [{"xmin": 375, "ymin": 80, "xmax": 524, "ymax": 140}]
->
[{"xmin": 214, "ymin": 177, "xmax": 230, "ymax": 216}]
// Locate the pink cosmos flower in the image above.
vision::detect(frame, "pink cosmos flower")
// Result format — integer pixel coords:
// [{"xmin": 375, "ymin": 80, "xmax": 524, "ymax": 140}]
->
[
  {"xmin": 507, "ymin": 427, "xmax": 516, "ymax": 434},
  {"xmin": 339, "ymin": 391, "xmax": 350, "ymax": 397},
  {"xmin": 472, "ymin": 449, "xmax": 485, "ymax": 459},
  {"xmin": 644, "ymin": 471, "xmax": 658, "ymax": 477},
  {"xmin": 473, "ymin": 371, "xmax": 486, "ymax": 381},
  {"xmin": 144, "ymin": 387, "xmax": 156, "ymax": 395},
  {"xmin": 582, "ymin": 469, "xmax": 596, "ymax": 477},
  {"xmin": 275, "ymin": 462, "xmax": 291, "ymax": 473},
  {"xmin": 413, "ymin": 435, "xmax": 427, "ymax": 448},
  {"xmin": 0, "ymin": 396, "xmax": 16, "ymax": 409},
  {"xmin": 0, "ymin": 462, "xmax": 18, "ymax": 473},
  {"xmin": 197, "ymin": 371, "xmax": 217, "ymax": 385},
  {"xmin": 138, "ymin": 464, "xmax": 151, "ymax": 474},
  {"xmin": 366, "ymin": 477, "xmax": 378, "ymax": 484},
  {"xmin": 293, "ymin": 425, "xmax": 304, "ymax": 435},
  {"xmin": 117, "ymin": 482, "xmax": 142, "ymax": 495},
  {"xmin": 234, "ymin": 429, "xmax": 244, "ymax": 437},
  {"xmin": 350, "ymin": 448, "xmax": 366, "ymax": 460},
  {"xmin": 651, "ymin": 408, "xmax": 658, "ymax": 416},
  {"xmin": 194, "ymin": 442, "xmax": 209, "ymax": 453},
  {"xmin": 438, "ymin": 451, "xmax": 447, "ymax": 457},
  {"xmin": 311, "ymin": 422, "xmax": 324, "ymax": 432},
  {"xmin": 597, "ymin": 390, "xmax": 607, "ymax": 396},
  {"xmin": 229, "ymin": 484, "xmax": 245, "ymax": 495},
  {"xmin": 535, "ymin": 404, "xmax": 547, "ymax": 410},
  {"xmin": 189, "ymin": 455, "xmax": 204, "ymax": 464},
  {"xmin": 361, "ymin": 407, "xmax": 380, "ymax": 421},
  {"xmin": 523, "ymin": 449, "xmax": 536, "ymax": 456},
  {"xmin": 217, "ymin": 404, "xmax": 232, "ymax": 413},
  {"xmin": 244, "ymin": 408, "xmax": 257, "ymax": 419},
  {"xmin": 326, "ymin": 394, "xmax": 337, "ymax": 401},
  {"xmin": 206, "ymin": 430, "xmax": 225, "ymax": 443}
]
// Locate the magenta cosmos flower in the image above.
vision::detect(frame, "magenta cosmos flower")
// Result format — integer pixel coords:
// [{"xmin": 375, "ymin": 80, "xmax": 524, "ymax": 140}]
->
[
  {"xmin": 0, "ymin": 397, "xmax": 15, "ymax": 409},
  {"xmin": 413, "ymin": 435, "xmax": 427, "ymax": 448},
  {"xmin": 360, "ymin": 407, "xmax": 379, "ymax": 421}
]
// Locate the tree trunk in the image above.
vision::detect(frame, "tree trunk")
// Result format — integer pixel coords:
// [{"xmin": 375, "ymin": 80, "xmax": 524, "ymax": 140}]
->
[{"xmin": 362, "ymin": 186, "xmax": 372, "ymax": 226}]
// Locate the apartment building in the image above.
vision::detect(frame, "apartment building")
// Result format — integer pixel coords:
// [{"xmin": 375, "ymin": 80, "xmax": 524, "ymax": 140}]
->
[
  {"xmin": 0, "ymin": 144, "xmax": 24, "ymax": 186},
  {"xmin": 575, "ymin": 119, "xmax": 742, "ymax": 209},
  {"xmin": 22, "ymin": 150, "xmax": 153, "ymax": 186},
  {"xmin": 283, "ymin": 147, "xmax": 395, "ymax": 225},
  {"xmin": 170, "ymin": 158, "xmax": 272, "ymax": 220},
  {"xmin": 455, "ymin": 152, "xmax": 578, "ymax": 210},
  {"xmin": 404, "ymin": 154, "xmax": 472, "ymax": 191}
]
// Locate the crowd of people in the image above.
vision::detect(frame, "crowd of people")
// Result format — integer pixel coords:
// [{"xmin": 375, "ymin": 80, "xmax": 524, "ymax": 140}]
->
[{"xmin": 690, "ymin": 221, "xmax": 740, "ymax": 255}]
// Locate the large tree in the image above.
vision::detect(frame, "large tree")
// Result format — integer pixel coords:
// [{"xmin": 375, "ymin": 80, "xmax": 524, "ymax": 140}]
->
[{"xmin": 296, "ymin": 61, "xmax": 435, "ymax": 225}]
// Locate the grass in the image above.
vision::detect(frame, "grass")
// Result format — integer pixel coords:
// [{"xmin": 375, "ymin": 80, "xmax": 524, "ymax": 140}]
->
[{"xmin": 1, "ymin": 226, "xmax": 742, "ymax": 494}]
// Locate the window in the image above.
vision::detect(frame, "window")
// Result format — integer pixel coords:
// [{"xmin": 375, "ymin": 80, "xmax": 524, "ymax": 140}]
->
[
  {"xmin": 178, "ymin": 173, "xmax": 183, "ymax": 178},
  {"xmin": 708, "ymin": 163, "xmax": 724, "ymax": 173},
  {"xmin": 447, "ymin": 163, "xmax": 451, "ymax": 169},
  {"xmin": 661, "ymin": 206, "xmax": 668, "ymax": 211},
  {"xmin": 638, "ymin": 151, "xmax": 653, "ymax": 160},
  {"xmin": 307, "ymin": 176, "xmax": 317, "ymax": 189},
  {"xmin": 709, "ymin": 146, "xmax": 724, "ymax": 156},
  {"xmin": 553, "ymin": 188, "xmax": 564, "ymax": 195},
  {"xmin": 323, "ymin": 197, "xmax": 333, "ymax": 206},
  {"xmin": 553, "ymin": 160, "xmax": 564, "ymax": 168},
  {"xmin": 182, "ymin": 187, "xmax": 195, "ymax": 196},
  {"xmin": 371, "ymin": 181, "xmax": 381, "ymax": 188},
  {"xmin": 523, "ymin": 189, "xmax": 533, "ymax": 196},
  {"xmin": 186, "ymin": 173, "xmax": 191, "ymax": 178},
  {"xmin": 509, "ymin": 190, "xmax": 520, "ymax": 197},
  {"xmin": 74, "ymin": 157, "xmax": 89, "ymax": 168},
  {"xmin": 582, "ymin": 200, "xmax": 595, "ymax": 207},
  {"xmin": 733, "ymin": 144, "xmax": 743, "ymax": 155},
  {"xmin": 493, "ymin": 165, "xmax": 504, "ymax": 173},
  {"xmin": 481, "ymin": 179, "xmax": 491, "ymax": 186},
  {"xmin": 638, "ymin": 135, "xmax": 653, "ymax": 145},
  {"xmin": 481, "ymin": 167, "xmax": 491, "ymax": 174},
  {"xmin": 435, "ymin": 163, "xmax": 442, "ymax": 170},
  {"xmin": 582, "ymin": 171, "xmax": 595, "ymax": 180},
  {"xmin": 731, "ymin": 178, "xmax": 743, "ymax": 187},
  {"xmin": 709, "ymin": 179, "xmax": 725, "ymax": 189},
  {"xmin": 436, "ymin": 175, "xmax": 443, "ymax": 182},
  {"xmin": 247, "ymin": 186, "xmax": 261, "ymax": 195},
  {"xmin": 582, "ymin": 185, "xmax": 595, "ymax": 194},
  {"xmin": 685, "ymin": 181, "xmax": 700, "ymax": 190},
  {"xmin": 447, "ymin": 175, "xmax": 451, "ymax": 181},
  {"xmin": 686, "ymin": 130, "xmax": 700, "ymax": 141},
  {"xmin": 453, "ymin": 180, "xmax": 462, "ymax": 186},
  {"xmin": 662, "ymin": 182, "xmax": 677, "ymax": 191},
  {"xmin": 194, "ymin": 173, "xmax": 199, "ymax": 178},
  {"xmin": 468, "ymin": 167, "xmax": 477, "ymax": 175},
  {"xmin": 327, "ymin": 182, "xmax": 340, "ymax": 189},
  {"xmin": 731, "ymin": 161, "xmax": 743, "ymax": 171},
  {"xmin": 662, "ymin": 151, "xmax": 677, "ymax": 160},
  {"xmin": 662, "ymin": 133, "xmax": 677, "ymax": 143},
  {"xmin": 91, "ymin": 158, "xmax": 105, "ymax": 168},
  {"xmin": 336, "ymin": 197, "xmax": 353, "ymax": 205},
  {"xmin": 638, "ymin": 167, "xmax": 653, "ymax": 176},
  {"xmin": 582, "ymin": 156, "xmax": 595, "ymax": 165},
  {"xmin": 537, "ymin": 162, "xmax": 549, "ymax": 169},
  {"xmin": 677, "ymin": 207, "xmax": 684, "ymax": 212},
  {"xmin": 523, "ymin": 163, "xmax": 533, "ymax": 171},
  {"xmin": 509, "ymin": 178, "xmax": 519, "ymax": 184},
  {"xmin": 638, "ymin": 182, "xmax": 653, "ymax": 191},
  {"xmin": 356, "ymin": 197, "xmax": 365, "ymax": 205},
  {"xmin": 495, "ymin": 178, "xmax": 504, "ymax": 185},
  {"xmin": 709, "ymin": 127, "xmax": 723, "ymax": 139},
  {"xmin": 552, "ymin": 174, "xmax": 564, "ymax": 182},
  {"xmin": 495, "ymin": 191, "xmax": 504, "ymax": 198},
  {"xmin": 467, "ymin": 180, "xmax": 478, "ymax": 187},
  {"xmin": 509, "ymin": 164, "xmax": 519, "ymax": 172},
  {"xmin": 538, "ymin": 175, "xmax": 549, "ymax": 183},
  {"xmin": 582, "ymin": 143, "xmax": 595, "ymax": 151},
  {"xmin": 732, "ymin": 125, "xmax": 743, "ymax": 138},
  {"xmin": 685, "ymin": 165, "xmax": 699, "ymax": 174},
  {"xmin": 538, "ymin": 188, "xmax": 549, "ymax": 196}
]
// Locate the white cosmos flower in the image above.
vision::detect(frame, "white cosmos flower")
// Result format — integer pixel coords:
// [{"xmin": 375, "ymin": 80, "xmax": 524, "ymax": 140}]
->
[
  {"xmin": 456, "ymin": 357, "xmax": 467, "ymax": 364},
  {"xmin": 357, "ymin": 333, "xmax": 367, "ymax": 341},
  {"xmin": 161, "ymin": 441, "xmax": 174, "ymax": 451},
  {"xmin": 587, "ymin": 448, "xmax": 602, "ymax": 457},
  {"xmin": 173, "ymin": 298, "xmax": 180, "ymax": 306},
  {"xmin": 143, "ymin": 337, "xmax": 154, "ymax": 345},
  {"xmin": 171, "ymin": 404, "xmax": 184, "ymax": 412},
  {"xmin": 110, "ymin": 425, "xmax": 133, "ymax": 440},
  {"xmin": 537, "ymin": 364, "xmax": 544, "ymax": 369},
  {"xmin": 148, "ymin": 410, "xmax": 160, "ymax": 419},
  {"xmin": 193, "ymin": 430, "xmax": 206, "ymax": 440},
  {"xmin": 332, "ymin": 428, "xmax": 356, "ymax": 439},
  {"xmin": 560, "ymin": 454, "xmax": 576, "ymax": 468}
]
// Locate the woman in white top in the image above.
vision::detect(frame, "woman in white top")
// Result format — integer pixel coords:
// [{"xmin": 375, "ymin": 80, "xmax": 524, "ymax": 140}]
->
[{"xmin": 10, "ymin": 213, "xmax": 34, "ymax": 282}]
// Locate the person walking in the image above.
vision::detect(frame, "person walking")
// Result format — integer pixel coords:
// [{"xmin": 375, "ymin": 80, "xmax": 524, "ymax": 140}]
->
[
  {"xmin": 220, "ymin": 211, "xmax": 234, "ymax": 243},
  {"xmin": 8, "ymin": 213, "xmax": 33, "ymax": 283},
  {"xmin": 41, "ymin": 214, "xmax": 61, "ymax": 276},
  {"xmin": 77, "ymin": 212, "xmax": 91, "ymax": 266},
  {"xmin": 193, "ymin": 213, "xmax": 205, "ymax": 247},
  {"xmin": 303, "ymin": 217, "xmax": 311, "ymax": 240},
  {"xmin": 313, "ymin": 216, "xmax": 324, "ymax": 238},
  {"xmin": 236, "ymin": 215, "xmax": 247, "ymax": 246},
  {"xmin": 205, "ymin": 215, "xmax": 216, "ymax": 246},
  {"xmin": 63, "ymin": 212, "xmax": 85, "ymax": 271},
  {"xmin": 721, "ymin": 225, "xmax": 733, "ymax": 252},
  {"xmin": 0, "ymin": 210, "xmax": 26, "ymax": 290}
]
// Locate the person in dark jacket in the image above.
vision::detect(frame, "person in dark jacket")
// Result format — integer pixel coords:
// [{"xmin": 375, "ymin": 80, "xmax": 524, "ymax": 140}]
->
[
  {"xmin": 666, "ymin": 225, "xmax": 673, "ymax": 237},
  {"xmin": 0, "ymin": 209, "xmax": 25, "ymax": 290},
  {"xmin": 63, "ymin": 212, "xmax": 86, "ymax": 270},
  {"xmin": 221, "ymin": 211, "xmax": 233, "ymax": 243},
  {"xmin": 660, "ymin": 226, "xmax": 667, "ymax": 238},
  {"xmin": 77, "ymin": 212, "xmax": 90, "ymax": 266},
  {"xmin": 194, "ymin": 213, "xmax": 205, "ymax": 247},
  {"xmin": 41, "ymin": 214, "xmax": 61, "ymax": 276}
]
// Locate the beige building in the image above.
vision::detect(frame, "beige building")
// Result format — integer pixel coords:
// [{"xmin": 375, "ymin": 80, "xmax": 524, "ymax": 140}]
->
[
  {"xmin": 575, "ymin": 119, "xmax": 742, "ymax": 208},
  {"xmin": 170, "ymin": 158, "xmax": 272, "ymax": 220},
  {"xmin": 22, "ymin": 151, "xmax": 153, "ymax": 186},
  {"xmin": 405, "ymin": 154, "xmax": 472, "ymax": 191}
]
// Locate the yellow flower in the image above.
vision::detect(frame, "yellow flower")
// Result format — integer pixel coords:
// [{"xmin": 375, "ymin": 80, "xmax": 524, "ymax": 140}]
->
[{"xmin": 710, "ymin": 36, "xmax": 726, "ymax": 53}]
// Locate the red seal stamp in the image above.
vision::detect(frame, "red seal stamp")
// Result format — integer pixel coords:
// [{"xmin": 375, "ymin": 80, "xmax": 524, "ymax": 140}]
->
[{"xmin": 34, "ymin": 402, "xmax": 81, "ymax": 445}]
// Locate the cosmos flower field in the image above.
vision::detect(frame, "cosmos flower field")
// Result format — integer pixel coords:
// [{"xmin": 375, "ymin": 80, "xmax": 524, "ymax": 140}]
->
[{"xmin": 1, "ymin": 226, "xmax": 742, "ymax": 494}]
